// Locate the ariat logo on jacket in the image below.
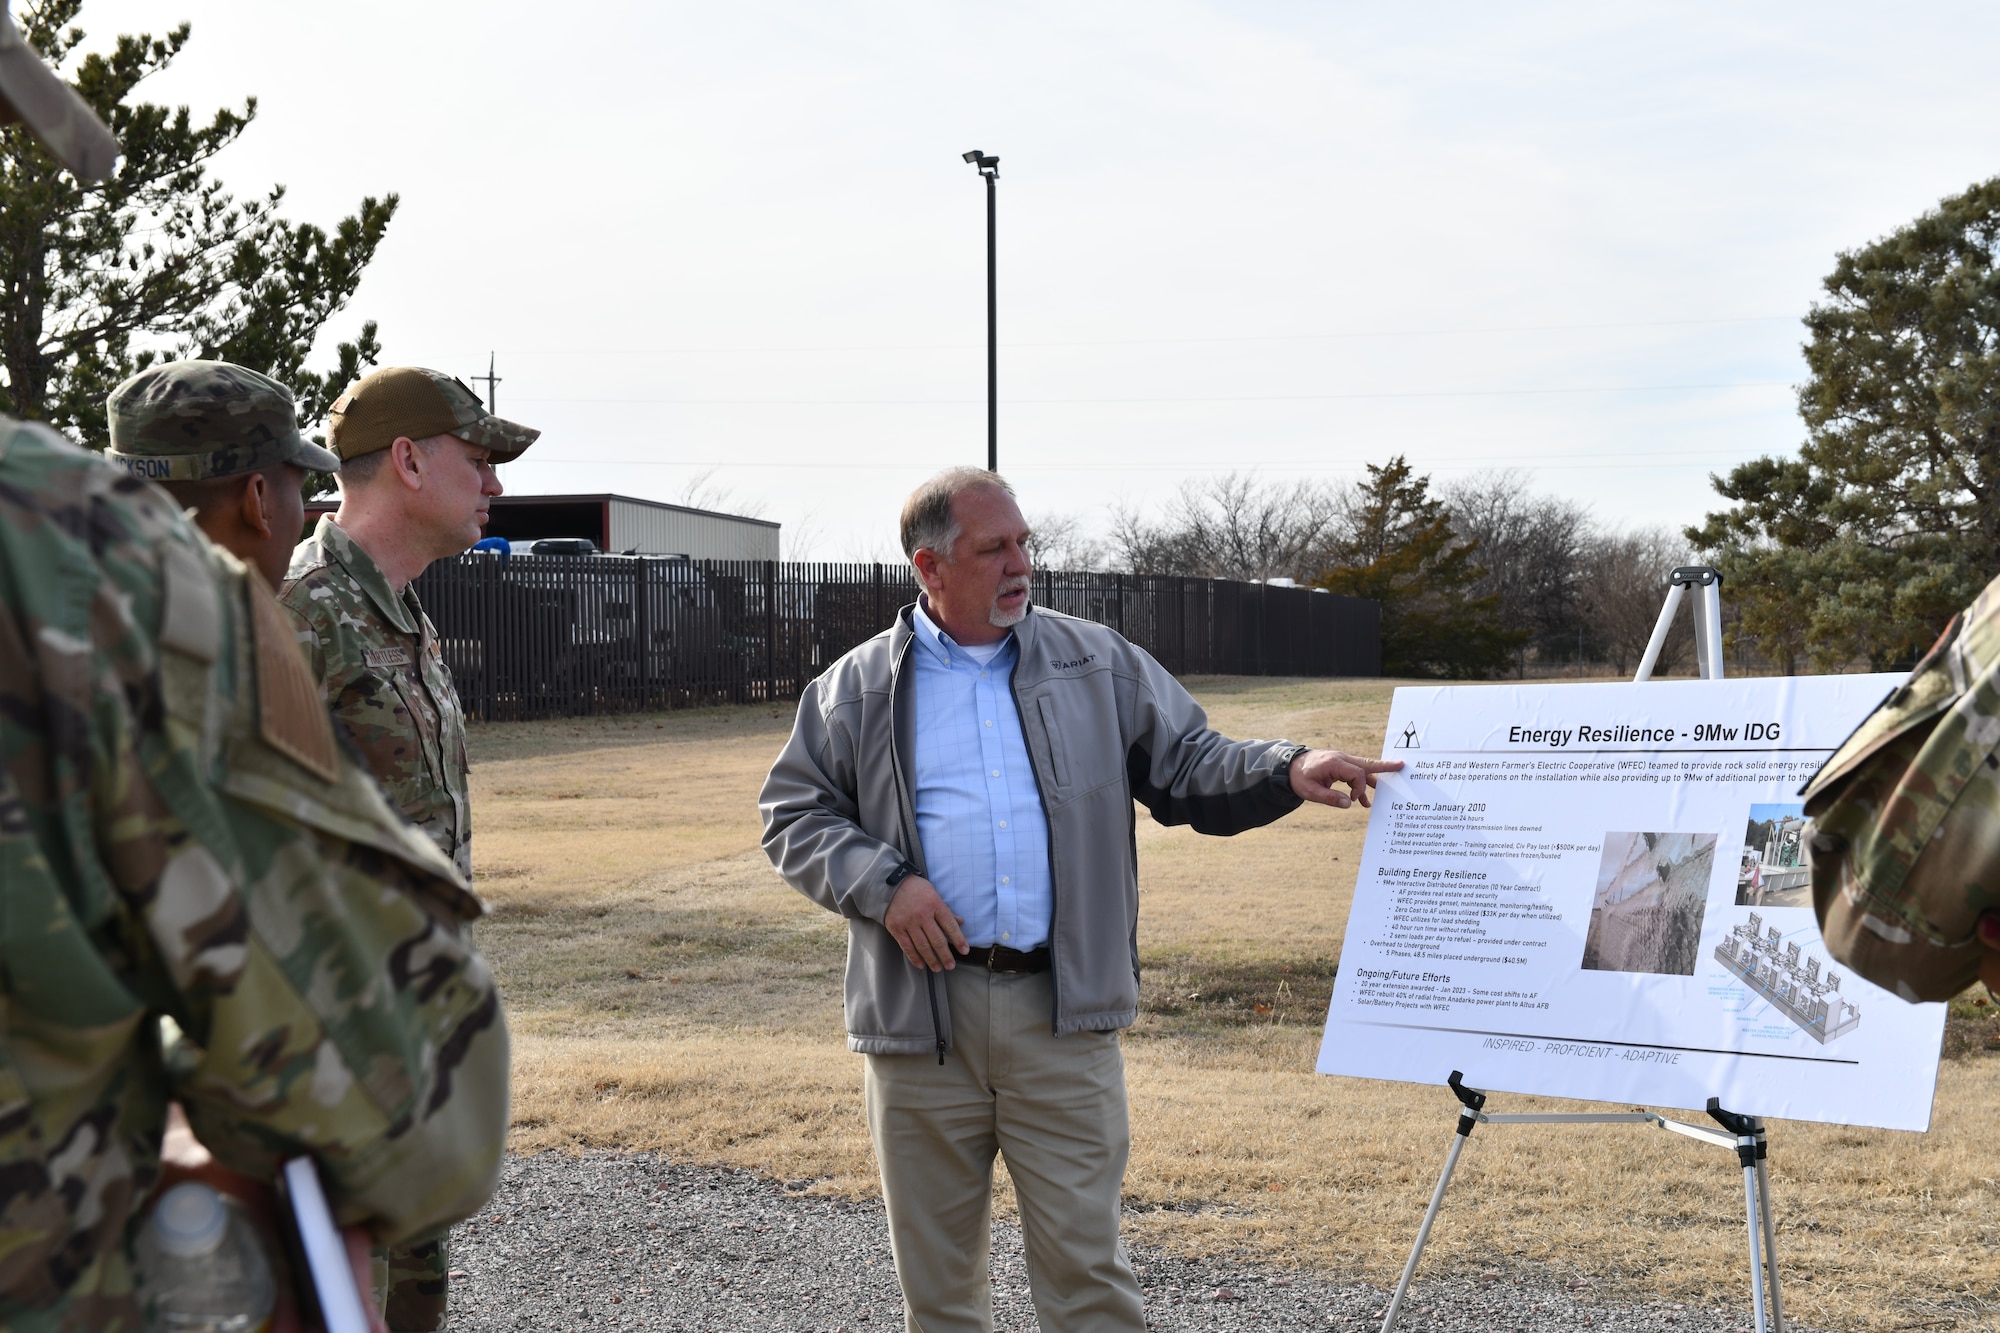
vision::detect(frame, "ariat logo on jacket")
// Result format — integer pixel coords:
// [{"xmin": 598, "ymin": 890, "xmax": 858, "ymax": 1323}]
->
[{"xmin": 1050, "ymin": 655, "xmax": 1097, "ymax": 670}]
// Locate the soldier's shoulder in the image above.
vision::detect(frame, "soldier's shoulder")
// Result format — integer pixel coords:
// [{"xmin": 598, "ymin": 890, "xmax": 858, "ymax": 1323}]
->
[
  {"xmin": 280, "ymin": 544, "xmax": 372, "ymax": 626},
  {"xmin": 281, "ymin": 539, "xmax": 338, "ymax": 596},
  {"xmin": 0, "ymin": 412, "xmax": 87, "ymax": 466},
  {"xmin": 1805, "ymin": 574, "xmax": 2000, "ymax": 803}
]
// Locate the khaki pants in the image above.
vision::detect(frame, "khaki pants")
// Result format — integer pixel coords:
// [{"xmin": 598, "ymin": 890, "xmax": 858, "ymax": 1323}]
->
[{"xmin": 864, "ymin": 966, "xmax": 1144, "ymax": 1333}]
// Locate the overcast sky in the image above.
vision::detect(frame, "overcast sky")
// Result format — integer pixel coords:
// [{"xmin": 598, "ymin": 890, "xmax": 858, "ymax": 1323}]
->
[{"xmin": 81, "ymin": 0, "xmax": 2000, "ymax": 560}]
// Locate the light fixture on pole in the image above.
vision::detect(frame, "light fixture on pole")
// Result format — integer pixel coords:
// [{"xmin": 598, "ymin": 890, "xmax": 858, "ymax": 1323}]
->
[{"xmin": 962, "ymin": 149, "xmax": 1000, "ymax": 473}]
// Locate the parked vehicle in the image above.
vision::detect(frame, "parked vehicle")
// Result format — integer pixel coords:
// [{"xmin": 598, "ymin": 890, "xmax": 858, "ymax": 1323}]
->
[{"xmin": 507, "ymin": 537, "xmax": 600, "ymax": 556}]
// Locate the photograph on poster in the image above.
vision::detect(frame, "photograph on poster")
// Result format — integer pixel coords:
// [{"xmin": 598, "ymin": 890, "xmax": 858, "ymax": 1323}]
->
[
  {"xmin": 1581, "ymin": 831, "xmax": 1717, "ymax": 976},
  {"xmin": 1737, "ymin": 803, "xmax": 1812, "ymax": 908}
]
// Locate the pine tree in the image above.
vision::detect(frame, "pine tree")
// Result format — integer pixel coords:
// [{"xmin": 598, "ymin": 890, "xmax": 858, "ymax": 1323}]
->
[
  {"xmin": 1315, "ymin": 457, "xmax": 1521, "ymax": 678},
  {"xmin": 1690, "ymin": 176, "xmax": 2000, "ymax": 670},
  {"xmin": 0, "ymin": 1, "xmax": 394, "ymax": 458}
]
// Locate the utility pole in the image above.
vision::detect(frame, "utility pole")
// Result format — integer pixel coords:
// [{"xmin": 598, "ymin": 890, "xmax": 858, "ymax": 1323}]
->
[
  {"xmin": 470, "ymin": 351, "xmax": 501, "ymax": 414},
  {"xmin": 961, "ymin": 150, "xmax": 1000, "ymax": 472}
]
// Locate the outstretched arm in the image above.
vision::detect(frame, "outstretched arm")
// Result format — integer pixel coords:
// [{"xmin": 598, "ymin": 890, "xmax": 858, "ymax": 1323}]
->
[{"xmin": 1123, "ymin": 644, "xmax": 1399, "ymax": 833}]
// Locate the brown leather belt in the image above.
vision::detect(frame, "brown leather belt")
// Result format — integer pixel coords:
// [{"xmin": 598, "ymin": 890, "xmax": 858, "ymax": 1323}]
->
[{"xmin": 961, "ymin": 944, "xmax": 1050, "ymax": 973}]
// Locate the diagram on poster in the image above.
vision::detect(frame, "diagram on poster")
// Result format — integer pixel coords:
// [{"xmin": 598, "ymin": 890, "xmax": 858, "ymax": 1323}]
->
[{"xmin": 1316, "ymin": 674, "xmax": 1948, "ymax": 1132}]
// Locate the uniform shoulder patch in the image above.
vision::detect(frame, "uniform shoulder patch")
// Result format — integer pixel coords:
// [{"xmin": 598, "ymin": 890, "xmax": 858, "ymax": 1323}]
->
[{"xmin": 251, "ymin": 575, "xmax": 340, "ymax": 783}]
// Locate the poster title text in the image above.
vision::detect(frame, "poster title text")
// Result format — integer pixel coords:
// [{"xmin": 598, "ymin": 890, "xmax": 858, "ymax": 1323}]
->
[{"xmin": 1504, "ymin": 721, "xmax": 1783, "ymax": 748}]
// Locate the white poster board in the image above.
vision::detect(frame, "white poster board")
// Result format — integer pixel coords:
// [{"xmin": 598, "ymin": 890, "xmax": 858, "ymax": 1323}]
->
[{"xmin": 1316, "ymin": 674, "xmax": 1948, "ymax": 1132}]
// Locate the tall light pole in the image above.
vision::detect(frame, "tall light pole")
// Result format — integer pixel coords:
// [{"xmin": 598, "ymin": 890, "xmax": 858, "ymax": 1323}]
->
[{"xmin": 962, "ymin": 149, "xmax": 999, "ymax": 473}]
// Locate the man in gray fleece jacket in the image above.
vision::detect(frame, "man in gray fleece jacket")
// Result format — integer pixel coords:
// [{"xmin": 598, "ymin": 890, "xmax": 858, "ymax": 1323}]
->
[{"xmin": 760, "ymin": 468, "xmax": 1397, "ymax": 1333}]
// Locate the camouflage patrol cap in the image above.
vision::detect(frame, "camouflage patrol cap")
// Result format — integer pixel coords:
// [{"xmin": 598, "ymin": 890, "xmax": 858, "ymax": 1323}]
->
[
  {"xmin": 104, "ymin": 360, "xmax": 340, "ymax": 483},
  {"xmin": 328, "ymin": 366, "xmax": 539, "ymax": 464},
  {"xmin": 0, "ymin": 2, "xmax": 118, "ymax": 180}
]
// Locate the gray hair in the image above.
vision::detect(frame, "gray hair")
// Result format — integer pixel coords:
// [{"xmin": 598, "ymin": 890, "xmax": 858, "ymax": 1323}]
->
[{"xmin": 899, "ymin": 466, "xmax": 1014, "ymax": 560}]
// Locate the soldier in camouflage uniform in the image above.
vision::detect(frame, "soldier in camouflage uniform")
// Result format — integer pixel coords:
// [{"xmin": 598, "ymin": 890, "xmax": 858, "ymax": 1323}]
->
[
  {"xmin": 283, "ymin": 367, "xmax": 538, "ymax": 882},
  {"xmin": 0, "ymin": 18, "xmax": 512, "ymax": 1328},
  {"xmin": 1804, "ymin": 576, "xmax": 2000, "ymax": 1002},
  {"xmin": 281, "ymin": 366, "xmax": 537, "ymax": 1329},
  {"xmin": 103, "ymin": 360, "xmax": 341, "ymax": 587}
]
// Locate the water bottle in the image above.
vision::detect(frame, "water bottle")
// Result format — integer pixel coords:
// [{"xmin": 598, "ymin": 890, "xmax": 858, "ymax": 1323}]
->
[{"xmin": 136, "ymin": 1181, "xmax": 277, "ymax": 1332}]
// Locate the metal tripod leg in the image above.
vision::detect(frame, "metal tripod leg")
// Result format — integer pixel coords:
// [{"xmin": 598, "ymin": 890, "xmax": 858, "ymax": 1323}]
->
[
  {"xmin": 1739, "ymin": 1150, "xmax": 1769, "ymax": 1333},
  {"xmin": 1754, "ymin": 1124, "xmax": 1785, "ymax": 1333},
  {"xmin": 1633, "ymin": 581, "xmax": 1686, "ymax": 682},
  {"xmin": 1708, "ymin": 1099, "xmax": 1777, "ymax": 1333},
  {"xmin": 1380, "ymin": 1114, "xmax": 1475, "ymax": 1333},
  {"xmin": 1382, "ymin": 1072, "xmax": 1488, "ymax": 1333}
]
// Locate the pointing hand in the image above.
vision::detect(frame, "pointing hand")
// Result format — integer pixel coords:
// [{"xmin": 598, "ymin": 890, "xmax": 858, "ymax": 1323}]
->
[{"xmin": 1289, "ymin": 749, "xmax": 1403, "ymax": 809}]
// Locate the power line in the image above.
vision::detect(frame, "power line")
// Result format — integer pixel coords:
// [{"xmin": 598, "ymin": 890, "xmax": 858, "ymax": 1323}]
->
[
  {"xmin": 424, "ymin": 314, "xmax": 1796, "ymax": 359},
  {"xmin": 513, "ymin": 453, "xmax": 1770, "ymax": 474},
  {"xmin": 509, "ymin": 380, "xmax": 1792, "ymax": 407},
  {"xmin": 1009, "ymin": 314, "xmax": 1796, "ymax": 348}
]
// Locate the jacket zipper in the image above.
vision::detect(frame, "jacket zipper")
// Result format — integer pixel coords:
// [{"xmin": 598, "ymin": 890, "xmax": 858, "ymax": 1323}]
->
[
  {"xmin": 887, "ymin": 627, "xmax": 921, "ymax": 867},
  {"xmin": 1010, "ymin": 654, "xmax": 1064, "ymax": 1035},
  {"xmin": 886, "ymin": 622, "xmax": 946, "ymax": 1063}
]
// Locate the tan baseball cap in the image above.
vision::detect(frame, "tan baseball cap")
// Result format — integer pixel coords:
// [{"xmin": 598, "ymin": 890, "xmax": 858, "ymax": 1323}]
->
[
  {"xmin": 0, "ymin": 4, "xmax": 117, "ymax": 181},
  {"xmin": 327, "ymin": 366, "xmax": 540, "ymax": 464}
]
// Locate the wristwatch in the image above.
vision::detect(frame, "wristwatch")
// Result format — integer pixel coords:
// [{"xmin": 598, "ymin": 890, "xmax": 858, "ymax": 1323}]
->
[
  {"xmin": 886, "ymin": 860, "xmax": 921, "ymax": 888},
  {"xmin": 1272, "ymin": 744, "xmax": 1311, "ymax": 793}
]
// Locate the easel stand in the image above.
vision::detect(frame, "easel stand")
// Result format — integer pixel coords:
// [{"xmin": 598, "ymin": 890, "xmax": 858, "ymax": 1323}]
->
[
  {"xmin": 1377, "ymin": 567, "xmax": 1787, "ymax": 1329},
  {"xmin": 1635, "ymin": 565, "xmax": 1725, "ymax": 682},
  {"xmin": 1377, "ymin": 1072, "xmax": 1785, "ymax": 1333}
]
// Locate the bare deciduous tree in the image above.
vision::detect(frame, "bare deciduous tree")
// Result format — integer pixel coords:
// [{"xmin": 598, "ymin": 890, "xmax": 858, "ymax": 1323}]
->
[
  {"xmin": 1110, "ymin": 473, "xmax": 1343, "ymax": 582},
  {"xmin": 1024, "ymin": 510, "xmax": 1108, "ymax": 572},
  {"xmin": 1583, "ymin": 527, "xmax": 1696, "ymax": 676},
  {"xmin": 678, "ymin": 468, "xmax": 768, "ymax": 520},
  {"xmin": 781, "ymin": 508, "xmax": 826, "ymax": 562}
]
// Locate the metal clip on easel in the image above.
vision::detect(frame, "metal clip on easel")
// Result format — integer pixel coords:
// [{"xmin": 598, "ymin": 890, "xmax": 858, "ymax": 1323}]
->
[
  {"xmin": 1378, "ymin": 1073, "xmax": 1785, "ymax": 1333},
  {"xmin": 1635, "ymin": 565, "xmax": 1725, "ymax": 682}
]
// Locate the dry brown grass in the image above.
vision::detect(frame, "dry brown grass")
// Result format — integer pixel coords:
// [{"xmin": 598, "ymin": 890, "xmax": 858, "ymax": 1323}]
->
[{"xmin": 469, "ymin": 679, "xmax": 2000, "ymax": 1330}]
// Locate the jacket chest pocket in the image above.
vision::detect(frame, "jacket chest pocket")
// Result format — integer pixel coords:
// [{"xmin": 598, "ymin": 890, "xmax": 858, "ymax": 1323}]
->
[
  {"xmin": 1030, "ymin": 681, "xmax": 1130, "ymax": 801},
  {"xmin": 1036, "ymin": 695, "xmax": 1073, "ymax": 790}
]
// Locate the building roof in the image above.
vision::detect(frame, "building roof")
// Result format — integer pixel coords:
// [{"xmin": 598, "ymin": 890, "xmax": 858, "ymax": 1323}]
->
[
  {"xmin": 485, "ymin": 493, "xmax": 780, "ymax": 530},
  {"xmin": 306, "ymin": 490, "xmax": 782, "ymax": 530}
]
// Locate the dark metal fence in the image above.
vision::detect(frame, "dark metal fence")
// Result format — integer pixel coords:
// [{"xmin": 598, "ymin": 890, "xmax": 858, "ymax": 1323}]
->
[{"xmin": 414, "ymin": 555, "xmax": 1380, "ymax": 721}]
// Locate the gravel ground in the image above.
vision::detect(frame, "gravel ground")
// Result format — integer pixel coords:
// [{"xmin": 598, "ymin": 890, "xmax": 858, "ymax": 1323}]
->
[{"xmin": 444, "ymin": 1152, "xmax": 1819, "ymax": 1332}]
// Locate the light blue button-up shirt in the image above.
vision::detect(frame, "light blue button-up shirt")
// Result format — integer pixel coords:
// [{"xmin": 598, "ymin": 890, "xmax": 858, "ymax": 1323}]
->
[{"xmin": 909, "ymin": 599, "xmax": 1053, "ymax": 950}]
